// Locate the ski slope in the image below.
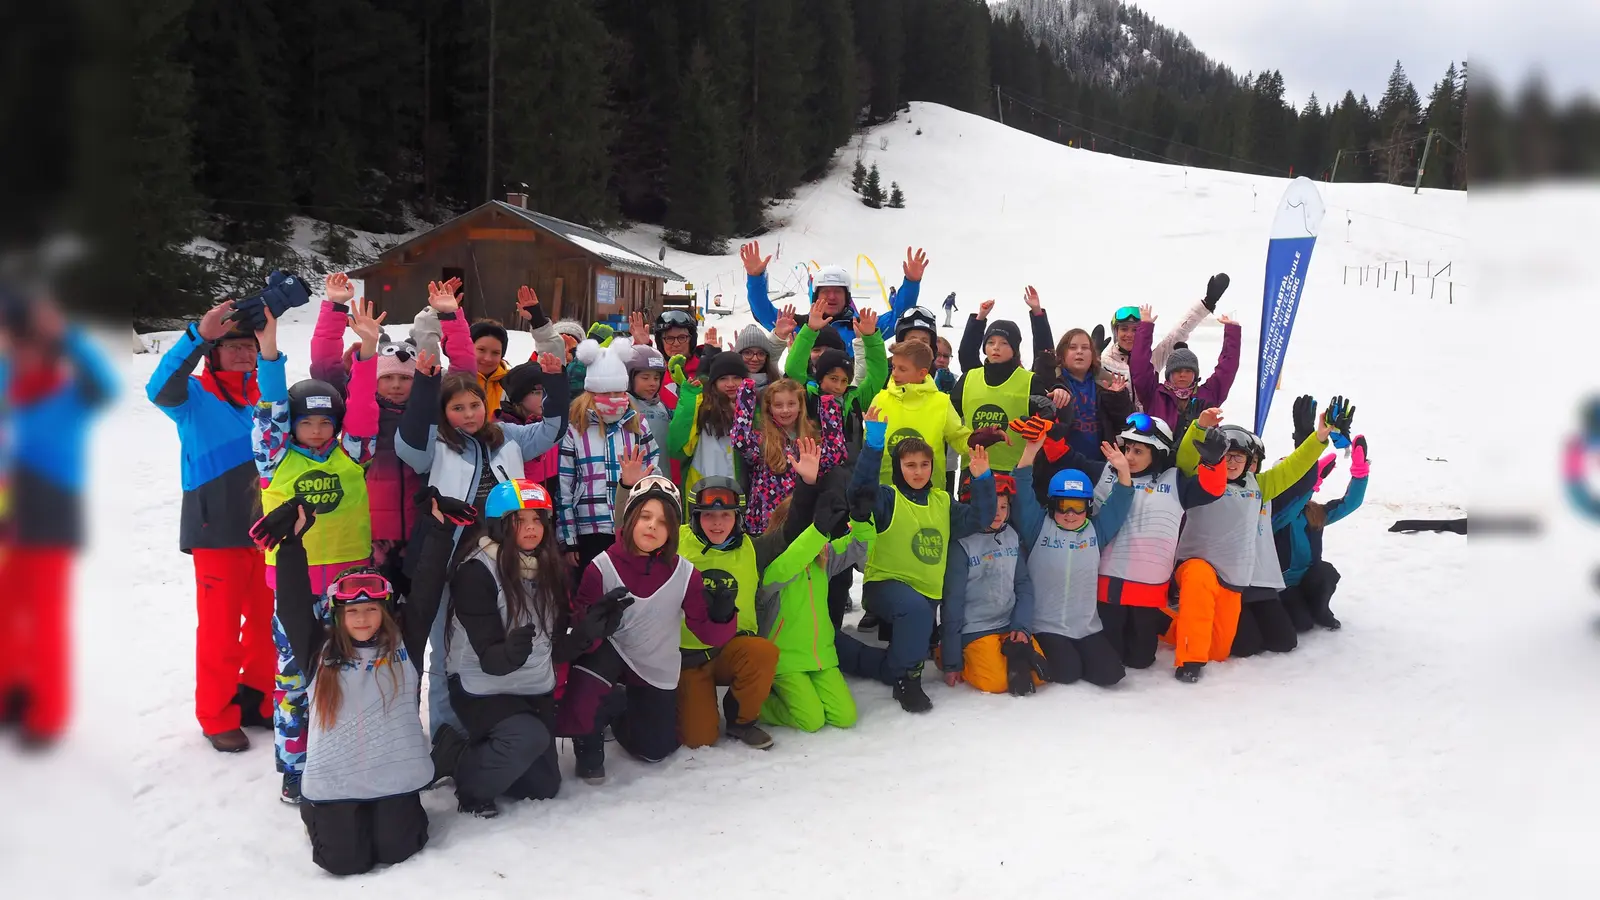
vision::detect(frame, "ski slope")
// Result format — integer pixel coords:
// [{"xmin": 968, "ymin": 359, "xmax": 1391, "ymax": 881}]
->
[{"xmin": 26, "ymin": 103, "xmax": 1600, "ymax": 898}]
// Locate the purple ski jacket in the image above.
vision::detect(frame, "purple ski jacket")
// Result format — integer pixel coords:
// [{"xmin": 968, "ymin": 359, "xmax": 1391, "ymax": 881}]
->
[{"xmin": 1129, "ymin": 319, "xmax": 1241, "ymax": 434}]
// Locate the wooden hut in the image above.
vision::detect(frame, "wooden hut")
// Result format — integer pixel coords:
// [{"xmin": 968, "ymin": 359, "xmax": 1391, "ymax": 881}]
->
[{"xmin": 351, "ymin": 194, "xmax": 685, "ymax": 328}]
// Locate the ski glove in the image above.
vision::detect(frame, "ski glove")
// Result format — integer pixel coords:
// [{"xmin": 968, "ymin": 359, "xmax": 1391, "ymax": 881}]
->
[
  {"xmin": 667, "ymin": 354, "xmax": 688, "ymax": 386},
  {"xmin": 1326, "ymin": 395, "xmax": 1356, "ymax": 449},
  {"xmin": 410, "ymin": 309, "xmax": 443, "ymax": 360},
  {"xmin": 967, "ymin": 426, "xmax": 1009, "ymax": 449},
  {"xmin": 1291, "ymin": 395, "xmax": 1318, "ymax": 447},
  {"xmin": 1315, "ymin": 454, "xmax": 1339, "ymax": 492},
  {"xmin": 814, "ymin": 488, "xmax": 850, "ymax": 537},
  {"xmin": 232, "ymin": 271, "xmax": 311, "ymax": 332},
  {"xmin": 1195, "ymin": 428, "xmax": 1230, "ymax": 468},
  {"xmin": 250, "ymin": 498, "xmax": 316, "ymax": 551},
  {"xmin": 1350, "ymin": 436, "xmax": 1371, "ymax": 478},
  {"xmin": 1000, "ymin": 638, "xmax": 1046, "ymax": 697},
  {"xmin": 850, "ymin": 484, "xmax": 878, "ymax": 523},
  {"xmin": 504, "ymin": 624, "xmax": 537, "ymax": 668},
  {"xmin": 415, "ymin": 486, "xmax": 478, "ymax": 527},
  {"xmin": 1203, "ymin": 273, "xmax": 1231, "ymax": 312},
  {"xmin": 1090, "ymin": 324, "xmax": 1111, "ymax": 355},
  {"xmin": 704, "ymin": 577, "xmax": 739, "ymax": 624},
  {"xmin": 598, "ymin": 587, "xmax": 635, "ymax": 636},
  {"xmin": 1009, "ymin": 415, "xmax": 1052, "ymax": 444}
]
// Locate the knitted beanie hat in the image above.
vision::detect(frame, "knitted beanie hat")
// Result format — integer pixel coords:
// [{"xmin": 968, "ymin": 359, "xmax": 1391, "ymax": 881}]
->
[
  {"xmin": 470, "ymin": 319, "xmax": 509, "ymax": 354},
  {"xmin": 810, "ymin": 324, "xmax": 847, "ymax": 353},
  {"xmin": 1164, "ymin": 343, "xmax": 1201, "ymax": 380},
  {"xmin": 734, "ymin": 324, "xmax": 774, "ymax": 357},
  {"xmin": 576, "ymin": 338, "xmax": 631, "ymax": 393},
  {"xmin": 706, "ymin": 351, "xmax": 747, "ymax": 384},
  {"xmin": 812, "ymin": 348, "xmax": 852, "ymax": 384},
  {"xmin": 503, "ymin": 361, "xmax": 545, "ymax": 408}
]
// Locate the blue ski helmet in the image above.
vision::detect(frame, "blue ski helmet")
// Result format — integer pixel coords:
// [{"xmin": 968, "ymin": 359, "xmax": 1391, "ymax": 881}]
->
[{"xmin": 1048, "ymin": 469, "xmax": 1093, "ymax": 499}]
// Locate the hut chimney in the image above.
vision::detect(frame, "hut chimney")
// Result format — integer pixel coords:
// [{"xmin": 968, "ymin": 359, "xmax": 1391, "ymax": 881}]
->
[{"xmin": 505, "ymin": 182, "xmax": 530, "ymax": 208}]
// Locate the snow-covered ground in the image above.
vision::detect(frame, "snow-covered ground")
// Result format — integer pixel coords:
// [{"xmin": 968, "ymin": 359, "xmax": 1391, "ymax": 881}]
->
[{"xmin": 15, "ymin": 103, "xmax": 1600, "ymax": 897}]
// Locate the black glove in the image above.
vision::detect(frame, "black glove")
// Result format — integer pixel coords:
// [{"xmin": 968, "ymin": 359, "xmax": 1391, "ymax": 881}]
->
[
  {"xmin": 814, "ymin": 489, "xmax": 849, "ymax": 536},
  {"xmin": 849, "ymin": 485, "xmax": 878, "ymax": 522},
  {"xmin": 250, "ymin": 498, "xmax": 316, "ymax": 551},
  {"xmin": 416, "ymin": 486, "xmax": 478, "ymax": 527},
  {"xmin": 1195, "ymin": 427, "xmax": 1229, "ymax": 468},
  {"xmin": 1327, "ymin": 395, "xmax": 1356, "ymax": 448},
  {"xmin": 1090, "ymin": 323, "xmax": 1111, "ymax": 354},
  {"xmin": 597, "ymin": 586, "xmax": 636, "ymax": 635},
  {"xmin": 1000, "ymin": 638, "xmax": 1045, "ymax": 697},
  {"xmin": 1291, "ymin": 395, "xmax": 1317, "ymax": 446},
  {"xmin": 1202, "ymin": 273, "xmax": 1230, "ymax": 312},
  {"xmin": 504, "ymin": 623, "xmax": 537, "ymax": 667},
  {"xmin": 704, "ymin": 576, "xmax": 738, "ymax": 624}
]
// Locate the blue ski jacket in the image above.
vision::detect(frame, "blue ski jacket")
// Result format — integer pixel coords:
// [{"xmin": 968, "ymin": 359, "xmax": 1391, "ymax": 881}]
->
[
  {"xmin": 746, "ymin": 272, "xmax": 921, "ymax": 358},
  {"xmin": 1272, "ymin": 471, "xmax": 1367, "ymax": 587}
]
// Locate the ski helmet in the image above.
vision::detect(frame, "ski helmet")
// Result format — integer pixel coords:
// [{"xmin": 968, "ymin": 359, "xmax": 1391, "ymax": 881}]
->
[
  {"xmin": 623, "ymin": 474, "xmax": 682, "ymax": 523},
  {"xmin": 1216, "ymin": 424, "xmax": 1264, "ymax": 467},
  {"xmin": 1048, "ymin": 469, "xmax": 1094, "ymax": 500},
  {"xmin": 328, "ymin": 566, "xmax": 395, "ymax": 609},
  {"xmin": 653, "ymin": 308, "xmax": 698, "ymax": 346},
  {"xmin": 688, "ymin": 477, "xmax": 746, "ymax": 546},
  {"xmin": 485, "ymin": 478, "xmax": 553, "ymax": 521},
  {"xmin": 894, "ymin": 306, "xmax": 939, "ymax": 343},
  {"xmin": 288, "ymin": 379, "xmax": 345, "ymax": 429},
  {"xmin": 1117, "ymin": 412, "xmax": 1173, "ymax": 451}
]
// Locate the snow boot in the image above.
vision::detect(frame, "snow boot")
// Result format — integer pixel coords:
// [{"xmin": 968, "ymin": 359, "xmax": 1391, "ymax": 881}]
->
[
  {"xmin": 206, "ymin": 728, "xmax": 250, "ymax": 753},
  {"xmin": 234, "ymin": 684, "xmax": 273, "ymax": 731},
  {"xmin": 280, "ymin": 772, "xmax": 302, "ymax": 804},
  {"xmin": 722, "ymin": 693, "xmax": 773, "ymax": 750},
  {"xmin": 430, "ymin": 726, "xmax": 467, "ymax": 787},
  {"xmin": 457, "ymin": 797, "xmax": 499, "ymax": 818},
  {"xmin": 893, "ymin": 670, "xmax": 933, "ymax": 713},
  {"xmin": 1175, "ymin": 662, "xmax": 1204, "ymax": 684},
  {"xmin": 1312, "ymin": 610, "xmax": 1342, "ymax": 631},
  {"xmin": 574, "ymin": 735, "xmax": 607, "ymax": 784}
]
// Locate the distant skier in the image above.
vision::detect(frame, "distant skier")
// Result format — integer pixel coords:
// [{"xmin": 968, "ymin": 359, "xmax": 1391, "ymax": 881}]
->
[{"xmin": 941, "ymin": 292, "xmax": 958, "ymax": 328}]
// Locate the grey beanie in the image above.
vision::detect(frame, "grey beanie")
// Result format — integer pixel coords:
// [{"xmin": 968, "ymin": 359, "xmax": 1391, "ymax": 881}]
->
[
  {"xmin": 734, "ymin": 324, "xmax": 774, "ymax": 357},
  {"xmin": 1164, "ymin": 344, "xmax": 1201, "ymax": 380}
]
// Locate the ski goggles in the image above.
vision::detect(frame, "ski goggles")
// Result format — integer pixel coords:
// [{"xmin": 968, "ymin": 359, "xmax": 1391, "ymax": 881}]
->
[
  {"xmin": 330, "ymin": 571, "xmax": 393, "ymax": 605},
  {"xmin": 693, "ymin": 485, "xmax": 743, "ymax": 510},
  {"xmin": 1113, "ymin": 306, "xmax": 1141, "ymax": 324},
  {"xmin": 656, "ymin": 310, "xmax": 696, "ymax": 331},
  {"xmin": 960, "ymin": 473, "xmax": 1017, "ymax": 501},
  {"xmin": 1125, "ymin": 412, "xmax": 1159, "ymax": 434},
  {"xmin": 1051, "ymin": 498, "xmax": 1090, "ymax": 515}
]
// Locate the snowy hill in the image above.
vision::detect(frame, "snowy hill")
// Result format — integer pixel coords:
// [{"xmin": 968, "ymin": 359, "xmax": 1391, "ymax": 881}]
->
[{"xmin": 39, "ymin": 103, "xmax": 1600, "ymax": 898}]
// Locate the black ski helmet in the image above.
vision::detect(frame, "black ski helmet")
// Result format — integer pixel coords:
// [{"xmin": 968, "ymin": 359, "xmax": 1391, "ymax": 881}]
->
[
  {"xmin": 288, "ymin": 379, "xmax": 345, "ymax": 429},
  {"xmin": 687, "ymin": 476, "xmax": 746, "ymax": 547},
  {"xmin": 653, "ymin": 309, "xmax": 698, "ymax": 353},
  {"xmin": 1216, "ymin": 424, "xmax": 1264, "ymax": 468},
  {"xmin": 894, "ymin": 306, "xmax": 938, "ymax": 343}
]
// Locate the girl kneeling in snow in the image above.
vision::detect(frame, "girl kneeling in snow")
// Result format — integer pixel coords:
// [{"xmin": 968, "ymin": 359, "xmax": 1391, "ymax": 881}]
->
[
  {"xmin": 1010, "ymin": 440, "xmax": 1136, "ymax": 687},
  {"xmin": 429, "ymin": 479, "xmax": 609, "ymax": 818},
  {"xmin": 556, "ymin": 477, "xmax": 736, "ymax": 783},
  {"xmin": 267, "ymin": 499, "xmax": 444, "ymax": 876}
]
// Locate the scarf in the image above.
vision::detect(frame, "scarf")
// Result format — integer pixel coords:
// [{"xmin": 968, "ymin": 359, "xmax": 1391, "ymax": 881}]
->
[
  {"xmin": 1164, "ymin": 381, "xmax": 1198, "ymax": 401},
  {"xmin": 7, "ymin": 360, "xmax": 65, "ymax": 405},
  {"xmin": 199, "ymin": 364, "xmax": 260, "ymax": 408},
  {"xmin": 477, "ymin": 534, "xmax": 539, "ymax": 582}
]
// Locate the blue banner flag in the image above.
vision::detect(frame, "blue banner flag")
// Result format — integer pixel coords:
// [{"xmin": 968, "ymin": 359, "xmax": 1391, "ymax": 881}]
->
[{"xmin": 1254, "ymin": 177, "xmax": 1326, "ymax": 436}]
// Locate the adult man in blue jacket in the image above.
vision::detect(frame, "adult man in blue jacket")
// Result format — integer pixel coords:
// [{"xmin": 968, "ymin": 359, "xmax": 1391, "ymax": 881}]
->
[
  {"xmin": 146, "ymin": 298, "xmax": 275, "ymax": 753},
  {"xmin": 740, "ymin": 241, "xmax": 930, "ymax": 357}
]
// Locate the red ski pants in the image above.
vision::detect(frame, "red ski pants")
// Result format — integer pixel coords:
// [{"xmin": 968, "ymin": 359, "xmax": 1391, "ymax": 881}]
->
[
  {"xmin": 0, "ymin": 548, "xmax": 73, "ymax": 738},
  {"xmin": 192, "ymin": 548, "xmax": 275, "ymax": 735}
]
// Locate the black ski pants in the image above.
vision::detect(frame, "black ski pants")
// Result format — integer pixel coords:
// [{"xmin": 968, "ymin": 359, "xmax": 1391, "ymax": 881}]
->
[
  {"xmin": 1033, "ymin": 631, "xmax": 1126, "ymax": 686},
  {"xmin": 301, "ymin": 792, "xmax": 428, "ymax": 876},
  {"xmin": 1095, "ymin": 602, "xmax": 1170, "ymax": 669},
  {"xmin": 1231, "ymin": 596, "xmax": 1298, "ymax": 657}
]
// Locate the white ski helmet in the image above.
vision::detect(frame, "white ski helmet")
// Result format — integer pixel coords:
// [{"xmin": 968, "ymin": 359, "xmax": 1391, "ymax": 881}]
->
[
  {"xmin": 813, "ymin": 265, "xmax": 852, "ymax": 291},
  {"xmin": 1117, "ymin": 413, "xmax": 1174, "ymax": 451}
]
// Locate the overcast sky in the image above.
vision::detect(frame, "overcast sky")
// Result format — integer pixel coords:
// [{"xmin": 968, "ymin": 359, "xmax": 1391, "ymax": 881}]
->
[{"xmin": 1125, "ymin": 0, "xmax": 1599, "ymax": 106}]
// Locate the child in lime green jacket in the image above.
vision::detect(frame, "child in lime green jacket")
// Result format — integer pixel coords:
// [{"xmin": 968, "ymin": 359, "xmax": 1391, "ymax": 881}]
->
[
  {"xmin": 785, "ymin": 307, "xmax": 887, "ymax": 452},
  {"xmin": 754, "ymin": 472, "xmax": 874, "ymax": 733}
]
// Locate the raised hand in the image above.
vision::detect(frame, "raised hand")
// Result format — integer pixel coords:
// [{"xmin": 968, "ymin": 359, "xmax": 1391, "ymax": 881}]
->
[
  {"xmin": 774, "ymin": 305, "xmax": 798, "ymax": 343},
  {"xmin": 1195, "ymin": 428, "xmax": 1229, "ymax": 467},
  {"xmin": 1138, "ymin": 304, "xmax": 1156, "ymax": 324},
  {"xmin": 864, "ymin": 405, "xmax": 883, "ymax": 423},
  {"xmin": 428, "ymin": 278, "xmax": 462, "ymax": 315},
  {"xmin": 1048, "ymin": 388, "xmax": 1072, "ymax": 411},
  {"xmin": 968, "ymin": 443, "xmax": 991, "ymax": 478},
  {"xmin": 1316, "ymin": 408, "xmax": 1332, "ymax": 443},
  {"xmin": 619, "ymin": 445, "xmax": 652, "ymax": 487},
  {"xmin": 790, "ymin": 436, "xmax": 822, "ymax": 484},
  {"xmin": 255, "ymin": 306, "xmax": 280, "ymax": 360},
  {"xmin": 1023, "ymin": 286, "xmax": 1041, "ymax": 313},
  {"xmin": 903, "ymin": 247, "xmax": 930, "ymax": 281},
  {"xmin": 515, "ymin": 284, "xmax": 540, "ymax": 321},
  {"xmin": 1009, "ymin": 415, "xmax": 1052, "ymax": 444},
  {"xmin": 1217, "ymin": 314, "xmax": 1238, "ymax": 327},
  {"xmin": 740, "ymin": 241, "xmax": 772, "ymax": 277},
  {"xmin": 1103, "ymin": 441, "xmax": 1131, "ymax": 482},
  {"xmin": 198, "ymin": 299, "xmax": 238, "ymax": 342},
  {"xmin": 1196, "ymin": 407, "xmax": 1224, "ymax": 429},
  {"xmin": 415, "ymin": 348, "xmax": 441, "ymax": 377},
  {"xmin": 855, "ymin": 306, "xmax": 879, "ymax": 336},
  {"xmin": 324, "ymin": 272, "xmax": 356, "ymax": 305},
  {"xmin": 538, "ymin": 352, "xmax": 563, "ymax": 375},
  {"xmin": 348, "ymin": 297, "xmax": 387, "ymax": 351},
  {"xmin": 1203, "ymin": 273, "xmax": 1230, "ymax": 312},
  {"xmin": 704, "ymin": 326, "xmax": 719, "ymax": 349},
  {"xmin": 1106, "ymin": 374, "xmax": 1127, "ymax": 393},
  {"xmin": 1292, "ymin": 395, "xmax": 1318, "ymax": 445},
  {"xmin": 977, "ymin": 299, "xmax": 995, "ymax": 320},
  {"xmin": 807, "ymin": 303, "xmax": 830, "ymax": 333},
  {"xmin": 1090, "ymin": 324, "xmax": 1110, "ymax": 354},
  {"xmin": 630, "ymin": 310, "xmax": 652, "ymax": 345}
]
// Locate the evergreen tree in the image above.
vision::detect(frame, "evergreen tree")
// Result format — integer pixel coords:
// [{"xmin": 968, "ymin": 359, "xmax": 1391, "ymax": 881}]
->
[
  {"xmin": 1374, "ymin": 60, "xmax": 1422, "ymax": 183},
  {"xmin": 313, "ymin": 220, "xmax": 354, "ymax": 267},
  {"xmin": 601, "ymin": 0, "xmax": 680, "ymax": 222},
  {"xmin": 184, "ymin": 0, "xmax": 293, "ymax": 245},
  {"xmin": 130, "ymin": 0, "xmax": 212, "ymax": 320},
  {"xmin": 852, "ymin": 158, "xmax": 868, "ymax": 193},
  {"xmin": 1248, "ymin": 70, "xmax": 1289, "ymax": 171},
  {"xmin": 888, "ymin": 181, "xmax": 905, "ymax": 208},
  {"xmin": 1421, "ymin": 62, "xmax": 1463, "ymax": 188},
  {"xmin": 797, "ymin": 0, "xmax": 856, "ymax": 177},
  {"xmin": 862, "ymin": 162, "xmax": 884, "ymax": 208},
  {"xmin": 665, "ymin": 42, "xmax": 734, "ymax": 253},
  {"xmin": 1296, "ymin": 93, "xmax": 1328, "ymax": 178},
  {"xmin": 854, "ymin": 0, "xmax": 905, "ymax": 123}
]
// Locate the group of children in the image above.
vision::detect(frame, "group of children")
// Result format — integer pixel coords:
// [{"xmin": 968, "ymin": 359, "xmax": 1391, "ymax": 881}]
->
[{"xmin": 146, "ymin": 253, "xmax": 1371, "ymax": 876}]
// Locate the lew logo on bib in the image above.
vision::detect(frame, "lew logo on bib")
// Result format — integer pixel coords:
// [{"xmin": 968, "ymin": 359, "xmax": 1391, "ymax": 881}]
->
[
  {"xmin": 911, "ymin": 528, "xmax": 944, "ymax": 564},
  {"xmin": 294, "ymin": 470, "xmax": 345, "ymax": 512}
]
